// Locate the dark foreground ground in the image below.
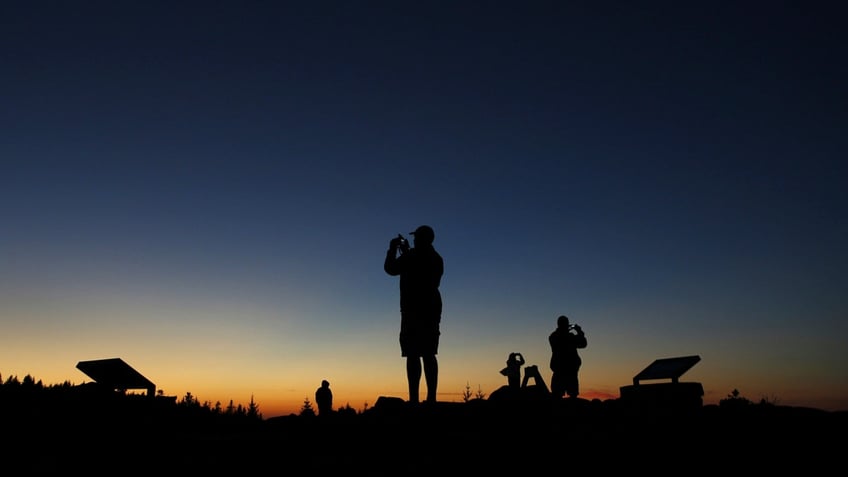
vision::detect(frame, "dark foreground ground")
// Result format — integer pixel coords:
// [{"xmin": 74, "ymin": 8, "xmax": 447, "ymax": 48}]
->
[{"xmin": 6, "ymin": 393, "xmax": 846, "ymax": 473}]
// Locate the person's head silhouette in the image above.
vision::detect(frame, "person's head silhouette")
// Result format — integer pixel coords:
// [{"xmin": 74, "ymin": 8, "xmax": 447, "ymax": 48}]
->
[{"xmin": 410, "ymin": 225, "xmax": 435, "ymax": 246}]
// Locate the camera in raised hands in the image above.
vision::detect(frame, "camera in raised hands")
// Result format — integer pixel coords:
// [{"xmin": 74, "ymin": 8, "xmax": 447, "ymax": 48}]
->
[{"xmin": 391, "ymin": 233, "xmax": 409, "ymax": 252}]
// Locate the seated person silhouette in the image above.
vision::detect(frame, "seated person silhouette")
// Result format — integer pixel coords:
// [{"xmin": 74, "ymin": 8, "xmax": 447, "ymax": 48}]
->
[
  {"xmin": 500, "ymin": 352, "xmax": 525, "ymax": 389},
  {"xmin": 315, "ymin": 379, "xmax": 333, "ymax": 416}
]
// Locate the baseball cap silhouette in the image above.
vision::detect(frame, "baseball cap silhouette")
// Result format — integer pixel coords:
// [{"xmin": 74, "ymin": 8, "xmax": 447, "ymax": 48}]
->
[{"xmin": 410, "ymin": 225, "xmax": 435, "ymax": 243}]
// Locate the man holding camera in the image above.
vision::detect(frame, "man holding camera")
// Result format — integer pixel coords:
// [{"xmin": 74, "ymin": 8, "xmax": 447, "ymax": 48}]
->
[
  {"xmin": 549, "ymin": 314, "xmax": 588, "ymax": 399},
  {"xmin": 384, "ymin": 225, "xmax": 444, "ymax": 404}
]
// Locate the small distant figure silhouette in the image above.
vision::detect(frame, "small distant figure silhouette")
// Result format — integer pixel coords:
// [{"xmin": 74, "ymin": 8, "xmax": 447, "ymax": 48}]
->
[
  {"xmin": 500, "ymin": 352, "xmax": 525, "ymax": 389},
  {"xmin": 549, "ymin": 315, "xmax": 588, "ymax": 399},
  {"xmin": 384, "ymin": 224, "xmax": 444, "ymax": 404},
  {"xmin": 315, "ymin": 379, "xmax": 333, "ymax": 416}
]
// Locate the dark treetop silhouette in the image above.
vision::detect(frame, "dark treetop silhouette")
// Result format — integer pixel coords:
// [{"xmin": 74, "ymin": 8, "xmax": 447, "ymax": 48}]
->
[{"xmin": 383, "ymin": 224, "xmax": 444, "ymax": 404}]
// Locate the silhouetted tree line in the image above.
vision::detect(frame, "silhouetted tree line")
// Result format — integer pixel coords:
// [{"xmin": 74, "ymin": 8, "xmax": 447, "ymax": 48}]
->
[
  {"xmin": 2, "ymin": 371, "xmax": 373, "ymax": 434},
  {"xmin": 297, "ymin": 396, "xmax": 359, "ymax": 418},
  {"xmin": 6, "ymin": 370, "xmax": 839, "ymax": 444},
  {"xmin": 1, "ymin": 372, "xmax": 264, "ymax": 434}
]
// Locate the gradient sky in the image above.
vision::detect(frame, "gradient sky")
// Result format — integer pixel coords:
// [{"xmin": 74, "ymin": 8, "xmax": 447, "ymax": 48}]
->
[{"xmin": 2, "ymin": 2, "xmax": 846, "ymax": 417}]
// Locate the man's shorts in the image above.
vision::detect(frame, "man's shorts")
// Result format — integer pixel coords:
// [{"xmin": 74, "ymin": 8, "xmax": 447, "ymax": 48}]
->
[{"xmin": 399, "ymin": 312, "xmax": 440, "ymax": 357}]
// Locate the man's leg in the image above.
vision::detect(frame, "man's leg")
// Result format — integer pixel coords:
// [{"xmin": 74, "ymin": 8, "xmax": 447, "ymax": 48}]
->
[
  {"xmin": 407, "ymin": 357, "xmax": 421, "ymax": 403},
  {"xmin": 566, "ymin": 372, "xmax": 579, "ymax": 398},
  {"xmin": 423, "ymin": 354, "xmax": 438, "ymax": 403},
  {"xmin": 551, "ymin": 372, "xmax": 565, "ymax": 398}
]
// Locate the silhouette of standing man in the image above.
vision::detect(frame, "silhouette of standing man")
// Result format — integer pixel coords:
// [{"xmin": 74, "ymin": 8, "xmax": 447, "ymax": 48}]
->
[
  {"xmin": 549, "ymin": 315, "xmax": 587, "ymax": 399},
  {"xmin": 315, "ymin": 379, "xmax": 333, "ymax": 416},
  {"xmin": 384, "ymin": 225, "xmax": 444, "ymax": 404}
]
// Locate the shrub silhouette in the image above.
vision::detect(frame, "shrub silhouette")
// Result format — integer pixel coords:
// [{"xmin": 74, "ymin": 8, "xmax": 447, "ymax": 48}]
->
[{"xmin": 299, "ymin": 396, "xmax": 316, "ymax": 416}]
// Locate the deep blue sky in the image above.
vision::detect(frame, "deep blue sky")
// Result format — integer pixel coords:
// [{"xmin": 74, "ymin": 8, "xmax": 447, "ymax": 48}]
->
[{"xmin": 2, "ymin": 1, "xmax": 846, "ymax": 416}]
